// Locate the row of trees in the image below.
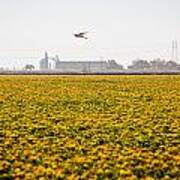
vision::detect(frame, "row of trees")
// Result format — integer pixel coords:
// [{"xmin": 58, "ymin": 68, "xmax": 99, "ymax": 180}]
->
[{"xmin": 128, "ymin": 59, "xmax": 180, "ymax": 70}]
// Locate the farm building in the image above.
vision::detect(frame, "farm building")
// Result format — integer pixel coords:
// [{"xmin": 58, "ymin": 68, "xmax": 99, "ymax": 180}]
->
[{"xmin": 39, "ymin": 52, "xmax": 123, "ymax": 72}]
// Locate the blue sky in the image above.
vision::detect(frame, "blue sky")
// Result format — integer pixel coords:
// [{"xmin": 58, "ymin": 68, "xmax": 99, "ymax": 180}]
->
[{"xmin": 0, "ymin": 0, "xmax": 179, "ymax": 68}]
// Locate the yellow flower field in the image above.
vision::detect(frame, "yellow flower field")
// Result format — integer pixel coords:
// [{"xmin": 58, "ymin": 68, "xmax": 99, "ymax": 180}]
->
[{"xmin": 0, "ymin": 75, "xmax": 180, "ymax": 179}]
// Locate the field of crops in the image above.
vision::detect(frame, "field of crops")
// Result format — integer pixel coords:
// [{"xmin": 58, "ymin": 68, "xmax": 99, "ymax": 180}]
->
[{"xmin": 0, "ymin": 75, "xmax": 180, "ymax": 179}]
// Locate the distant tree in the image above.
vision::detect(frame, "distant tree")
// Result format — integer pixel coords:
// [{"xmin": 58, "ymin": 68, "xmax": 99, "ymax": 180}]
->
[
  {"xmin": 165, "ymin": 61, "xmax": 179, "ymax": 70},
  {"xmin": 128, "ymin": 59, "xmax": 150, "ymax": 70},
  {"xmin": 24, "ymin": 64, "xmax": 35, "ymax": 71},
  {"xmin": 0, "ymin": 67, "xmax": 4, "ymax": 71},
  {"xmin": 108, "ymin": 60, "xmax": 124, "ymax": 69},
  {"xmin": 150, "ymin": 59, "xmax": 166, "ymax": 70}
]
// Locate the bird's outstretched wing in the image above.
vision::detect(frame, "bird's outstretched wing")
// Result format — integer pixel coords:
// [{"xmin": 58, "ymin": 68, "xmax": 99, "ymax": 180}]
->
[{"xmin": 79, "ymin": 32, "xmax": 88, "ymax": 36}]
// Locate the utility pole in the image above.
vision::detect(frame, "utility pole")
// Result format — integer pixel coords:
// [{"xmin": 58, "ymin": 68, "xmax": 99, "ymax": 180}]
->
[
  {"xmin": 172, "ymin": 40, "xmax": 178, "ymax": 62},
  {"xmin": 175, "ymin": 40, "xmax": 178, "ymax": 62},
  {"xmin": 172, "ymin": 40, "xmax": 174, "ymax": 61}
]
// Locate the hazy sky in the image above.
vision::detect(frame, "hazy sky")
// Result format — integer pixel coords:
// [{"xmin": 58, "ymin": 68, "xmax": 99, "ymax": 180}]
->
[{"xmin": 0, "ymin": 0, "xmax": 180, "ymax": 68}]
